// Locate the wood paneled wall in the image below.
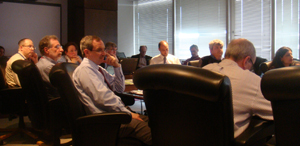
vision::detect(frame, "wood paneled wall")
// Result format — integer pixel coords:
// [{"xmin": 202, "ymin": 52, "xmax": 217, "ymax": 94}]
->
[{"xmin": 68, "ymin": 0, "xmax": 118, "ymax": 47}]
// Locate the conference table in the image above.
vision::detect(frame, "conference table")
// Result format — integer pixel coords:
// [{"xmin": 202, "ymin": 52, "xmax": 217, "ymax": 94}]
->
[{"xmin": 123, "ymin": 74, "xmax": 145, "ymax": 113}]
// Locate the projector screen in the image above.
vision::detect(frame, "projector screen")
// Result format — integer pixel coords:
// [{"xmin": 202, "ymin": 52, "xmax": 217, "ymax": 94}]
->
[{"xmin": 0, "ymin": 1, "xmax": 61, "ymax": 56}]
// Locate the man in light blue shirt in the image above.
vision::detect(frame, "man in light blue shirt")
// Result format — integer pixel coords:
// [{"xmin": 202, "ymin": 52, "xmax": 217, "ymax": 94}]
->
[
  {"xmin": 36, "ymin": 35, "xmax": 64, "ymax": 82},
  {"xmin": 36, "ymin": 35, "xmax": 63, "ymax": 100},
  {"xmin": 73, "ymin": 35, "xmax": 152, "ymax": 145}
]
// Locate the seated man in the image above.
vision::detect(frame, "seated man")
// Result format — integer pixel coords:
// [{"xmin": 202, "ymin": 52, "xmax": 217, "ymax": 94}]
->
[
  {"xmin": 36, "ymin": 35, "xmax": 63, "ymax": 83},
  {"xmin": 150, "ymin": 40, "xmax": 181, "ymax": 65},
  {"xmin": 203, "ymin": 38, "xmax": 273, "ymax": 138},
  {"xmin": 100, "ymin": 42, "xmax": 118, "ymax": 74},
  {"xmin": 131, "ymin": 45, "xmax": 152, "ymax": 69},
  {"xmin": 73, "ymin": 35, "xmax": 152, "ymax": 145},
  {"xmin": 5, "ymin": 38, "xmax": 38, "ymax": 87},
  {"xmin": 182, "ymin": 44, "xmax": 201, "ymax": 65},
  {"xmin": 201, "ymin": 39, "xmax": 224, "ymax": 67},
  {"xmin": 36, "ymin": 35, "xmax": 64, "ymax": 100}
]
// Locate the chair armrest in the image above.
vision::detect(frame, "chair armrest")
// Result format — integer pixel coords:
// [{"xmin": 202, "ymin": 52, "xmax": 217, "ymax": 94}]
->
[
  {"xmin": 235, "ymin": 116, "xmax": 274, "ymax": 146},
  {"xmin": 76, "ymin": 112, "xmax": 132, "ymax": 126},
  {"xmin": 73, "ymin": 112, "xmax": 131, "ymax": 146}
]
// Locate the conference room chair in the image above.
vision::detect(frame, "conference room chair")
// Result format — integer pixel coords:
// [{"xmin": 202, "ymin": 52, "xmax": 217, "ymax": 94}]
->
[
  {"xmin": 12, "ymin": 60, "xmax": 68, "ymax": 146},
  {"xmin": 253, "ymin": 57, "xmax": 267, "ymax": 76},
  {"xmin": 188, "ymin": 59, "xmax": 202, "ymax": 67},
  {"xmin": 0, "ymin": 64, "xmax": 38, "ymax": 144},
  {"xmin": 133, "ymin": 64, "xmax": 274, "ymax": 146},
  {"xmin": 261, "ymin": 65, "xmax": 300, "ymax": 146},
  {"xmin": 259, "ymin": 61, "xmax": 271, "ymax": 74},
  {"xmin": 49, "ymin": 62, "xmax": 139, "ymax": 146}
]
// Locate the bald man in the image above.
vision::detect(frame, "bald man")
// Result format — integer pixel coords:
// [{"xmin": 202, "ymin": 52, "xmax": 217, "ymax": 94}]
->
[
  {"xmin": 150, "ymin": 41, "xmax": 181, "ymax": 65},
  {"xmin": 5, "ymin": 38, "xmax": 38, "ymax": 87}
]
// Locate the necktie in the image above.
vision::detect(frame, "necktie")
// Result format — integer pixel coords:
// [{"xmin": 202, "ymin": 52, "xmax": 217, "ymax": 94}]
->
[
  {"xmin": 98, "ymin": 68, "xmax": 113, "ymax": 90},
  {"xmin": 164, "ymin": 57, "xmax": 166, "ymax": 64}
]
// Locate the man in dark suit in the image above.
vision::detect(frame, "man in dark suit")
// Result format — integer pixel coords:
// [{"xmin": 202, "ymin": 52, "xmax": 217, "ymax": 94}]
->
[
  {"xmin": 201, "ymin": 39, "xmax": 224, "ymax": 67},
  {"xmin": 131, "ymin": 45, "xmax": 152, "ymax": 69}
]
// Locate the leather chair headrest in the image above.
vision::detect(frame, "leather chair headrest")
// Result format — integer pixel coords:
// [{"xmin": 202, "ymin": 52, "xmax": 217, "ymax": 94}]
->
[
  {"xmin": 133, "ymin": 64, "xmax": 231, "ymax": 102},
  {"xmin": 259, "ymin": 61, "xmax": 271, "ymax": 74},
  {"xmin": 261, "ymin": 65, "xmax": 300, "ymax": 101}
]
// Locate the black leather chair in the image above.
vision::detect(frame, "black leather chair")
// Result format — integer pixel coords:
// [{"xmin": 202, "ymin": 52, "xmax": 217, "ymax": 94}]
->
[
  {"xmin": 188, "ymin": 59, "xmax": 202, "ymax": 67},
  {"xmin": 12, "ymin": 60, "xmax": 67, "ymax": 145},
  {"xmin": 0, "ymin": 64, "xmax": 38, "ymax": 144},
  {"xmin": 49, "ymin": 62, "xmax": 132, "ymax": 146},
  {"xmin": 261, "ymin": 66, "xmax": 300, "ymax": 146},
  {"xmin": 259, "ymin": 61, "xmax": 271, "ymax": 74},
  {"xmin": 133, "ymin": 64, "xmax": 274, "ymax": 146},
  {"xmin": 253, "ymin": 57, "xmax": 267, "ymax": 76}
]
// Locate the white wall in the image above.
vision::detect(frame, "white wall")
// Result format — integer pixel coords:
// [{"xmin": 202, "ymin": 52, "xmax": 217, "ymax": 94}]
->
[
  {"xmin": 0, "ymin": 0, "xmax": 67, "ymax": 56},
  {"xmin": 118, "ymin": 0, "xmax": 135, "ymax": 57}
]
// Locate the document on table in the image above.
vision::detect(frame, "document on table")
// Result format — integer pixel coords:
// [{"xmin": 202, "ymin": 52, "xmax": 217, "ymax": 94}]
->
[
  {"xmin": 125, "ymin": 79, "xmax": 134, "ymax": 85},
  {"xmin": 129, "ymin": 90, "xmax": 143, "ymax": 95}
]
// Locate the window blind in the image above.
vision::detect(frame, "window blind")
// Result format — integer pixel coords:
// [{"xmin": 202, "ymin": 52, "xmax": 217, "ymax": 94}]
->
[
  {"xmin": 233, "ymin": 0, "xmax": 272, "ymax": 60},
  {"xmin": 134, "ymin": 0, "xmax": 173, "ymax": 57},
  {"xmin": 275, "ymin": 0, "xmax": 299, "ymax": 59}
]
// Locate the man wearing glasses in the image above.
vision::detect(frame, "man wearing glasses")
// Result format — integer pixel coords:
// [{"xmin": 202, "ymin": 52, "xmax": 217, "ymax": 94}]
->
[
  {"xmin": 36, "ymin": 35, "xmax": 63, "ymax": 83},
  {"xmin": 73, "ymin": 35, "xmax": 152, "ymax": 145},
  {"xmin": 203, "ymin": 38, "xmax": 273, "ymax": 138},
  {"xmin": 5, "ymin": 38, "xmax": 38, "ymax": 87}
]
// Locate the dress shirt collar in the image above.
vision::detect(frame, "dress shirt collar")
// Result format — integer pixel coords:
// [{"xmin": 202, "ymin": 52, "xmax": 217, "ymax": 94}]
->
[
  {"xmin": 41, "ymin": 55, "xmax": 58, "ymax": 64},
  {"xmin": 159, "ymin": 54, "xmax": 168, "ymax": 59},
  {"xmin": 82, "ymin": 57, "xmax": 100, "ymax": 70}
]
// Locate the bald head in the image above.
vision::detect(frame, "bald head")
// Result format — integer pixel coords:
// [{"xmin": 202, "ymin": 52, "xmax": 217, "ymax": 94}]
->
[
  {"xmin": 158, "ymin": 41, "xmax": 169, "ymax": 57},
  {"xmin": 225, "ymin": 38, "xmax": 256, "ymax": 63}
]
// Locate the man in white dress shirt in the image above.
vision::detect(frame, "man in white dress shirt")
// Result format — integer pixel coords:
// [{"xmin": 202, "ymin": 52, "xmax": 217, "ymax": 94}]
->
[
  {"xmin": 150, "ymin": 40, "xmax": 181, "ymax": 65},
  {"xmin": 203, "ymin": 38, "xmax": 273, "ymax": 138}
]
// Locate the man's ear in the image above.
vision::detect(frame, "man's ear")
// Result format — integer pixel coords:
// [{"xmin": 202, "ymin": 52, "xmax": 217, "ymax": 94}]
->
[
  {"xmin": 43, "ymin": 47, "xmax": 49, "ymax": 54},
  {"xmin": 83, "ymin": 49, "xmax": 89, "ymax": 57},
  {"xmin": 242, "ymin": 56, "xmax": 252, "ymax": 70}
]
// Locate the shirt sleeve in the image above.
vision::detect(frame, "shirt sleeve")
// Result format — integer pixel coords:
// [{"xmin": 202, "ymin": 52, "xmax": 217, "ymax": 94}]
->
[
  {"xmin": 74, "ymin": 66, "xmax": 131, "ymax": 114},
  {"xmin": 101, "ymin": 66, "xmax": 125, "ymax": 93}
]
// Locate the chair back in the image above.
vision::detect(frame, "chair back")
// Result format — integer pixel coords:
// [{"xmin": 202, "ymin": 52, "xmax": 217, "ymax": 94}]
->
[
  {"xmin": 0, "ymin": 65, "xmax": 7, "ymax": 89},
  {"xmin": 253, "ymin": 57, "xmax": 267, "ymax": 76},
  {"xmin": 259, "ymin": 61, "xmax": 271, "ymax": 74},
  {"xmin": 12, "ymin": 60, "xmax": 48, "ymax": 129},
  {"xmin": 49, "ymin": 63, "xmax": 85, "ymax": 128},
  {"xmin": 133, "ymin": 64, "xmax": 234, "ymax": 146},
  {"xmin": 188, "ymin": 59, "xmax": 202, "ymax": 67},
  {"xmin": 50, "ymin": 63, "xmax": 131, "ymax": 146},
  {"xmin": 261, "ymin": 66, "xmax": 300, "ymax": 145}
]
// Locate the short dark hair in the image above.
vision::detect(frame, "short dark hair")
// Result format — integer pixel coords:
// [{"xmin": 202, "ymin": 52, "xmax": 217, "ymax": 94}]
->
[
  {"xmin": 0, "ymin": 46, "xmax": 4, "ymax": 51},
  {"xmin": 18, "ymin": 38, "xmax": 30, "ymax": 47},
  {"xmin": 105, "ymin": 42, "xmax": 117, "ymax": 50},
  {"xmin": 39, "ymin": 35, "xmax": 58, "ymax": 55},
  {"xmin": 80, "ymin": 35, "xmax": 102, "ymax": 57},
  {"xmin": 190, "ymin": 44, "xmax": 198, "ymax": 51},
  {"xmin": 139, "ymin": 45, "xmax": 147, "ymax": 51},
  {"xmin": 63, "ymin": 42, "xmax": 79, "ymax": 55}
]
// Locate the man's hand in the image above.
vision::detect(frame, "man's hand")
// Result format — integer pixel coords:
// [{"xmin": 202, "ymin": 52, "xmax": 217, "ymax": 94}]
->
[
  {"xmin": 104, "ymin": 53, "xmax": 120, "ymax": 68},
  {"xmin": 30, "ymin": 53, "xmax": 38, "ymax": 64},
  {"xmin": 71, "ymin": 56, "xmax": 82, "ymax": 63},
  {"xmin": 131, "ymin": 112, "xmax": 143, "ymax": 121}
]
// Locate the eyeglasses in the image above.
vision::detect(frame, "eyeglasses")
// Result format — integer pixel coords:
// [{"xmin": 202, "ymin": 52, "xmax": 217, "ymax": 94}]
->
[
  {"xmin": 23, "ymin": 45, "xmax": 36, "ymax": 50},
  {"xmin": 91, "ymin": 49, "xmax": 105, "ymax": 53},
  {"xmin": 108, "ymin": 48, "xmax": 118, "ymax": 51},
  {"xmin": 53, "ymin": 45, "xmax": 63, "ymax": 49}
]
